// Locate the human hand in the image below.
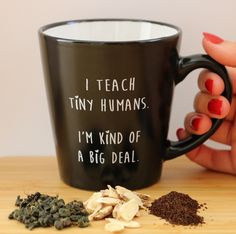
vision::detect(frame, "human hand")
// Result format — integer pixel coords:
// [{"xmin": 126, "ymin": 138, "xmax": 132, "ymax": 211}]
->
[{"xmin": 177, "ymin": 32, "xmax": 236, "ymax": 175}]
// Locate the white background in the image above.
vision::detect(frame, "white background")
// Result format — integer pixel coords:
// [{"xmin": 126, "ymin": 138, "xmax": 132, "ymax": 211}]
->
[{"xmin": 0, "ymin": 0, "xmax": 235, "ymax": 156}]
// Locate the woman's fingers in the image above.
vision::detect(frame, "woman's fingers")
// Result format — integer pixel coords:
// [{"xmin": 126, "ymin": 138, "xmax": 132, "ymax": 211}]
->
[
  {"xmin": 198, "ymin": 68, "xmax": 236, "ymax": 121},
  {"xmin": 194, "ymin": 92, "xmax": 230, "ymax": 119},
  {"xmin": 198, "ymin": 70, "xmax": 225, "ymax": 95},
  {"xmin": 202, "ymin": 32, "xmax": 236, "ymax": 67},
  {"xmin": 181, "ymin": 113, "xmax": 233, "ymax": 145},
  {"xmin": 176, "ymin": 128, "xmax": 235, "ymax": 174},
  {"xmin": 198, "ymin": 67, "xmax": 236, "ymax": 95},
  {"xmin": 183, "ymin": 112, "xmax": 212, "ymax": 135}
]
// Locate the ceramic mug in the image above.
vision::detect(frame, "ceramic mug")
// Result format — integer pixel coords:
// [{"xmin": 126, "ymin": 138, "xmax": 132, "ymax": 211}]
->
[{"xmin": 39, "ymin": 19, "xmax": 232, "ymax": 190}]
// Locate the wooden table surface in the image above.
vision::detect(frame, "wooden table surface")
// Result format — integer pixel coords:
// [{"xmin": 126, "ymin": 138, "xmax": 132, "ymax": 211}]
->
[{"xmin": 0, "ymin": 156, "xmax": 235, "ymax": 234}]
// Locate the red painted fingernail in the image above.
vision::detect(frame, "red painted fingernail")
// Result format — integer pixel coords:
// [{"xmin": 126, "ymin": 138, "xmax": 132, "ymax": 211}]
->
[
  {"xmin": 208, "ymin": 99, "xmax": 223, "ymax": 115},
  {"xmin": 176, "ymin": 128, "xmax": 184, "ymax": 138},
  {"xmin": 190, "ymin": 116, "xmax": 201, "ymax": 131},
  {"xmin": 205, "ymin": 79, "xmax": 213, "ymax": 93},
  {"xmin": 203, "ymin": 32, "xmax": 224, "ymax": 44}
]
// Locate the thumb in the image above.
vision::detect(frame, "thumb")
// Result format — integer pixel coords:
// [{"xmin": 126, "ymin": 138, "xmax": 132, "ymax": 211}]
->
[{"xmin": 202, "ymin": 32, "xmax": 236, "ymax": 67}]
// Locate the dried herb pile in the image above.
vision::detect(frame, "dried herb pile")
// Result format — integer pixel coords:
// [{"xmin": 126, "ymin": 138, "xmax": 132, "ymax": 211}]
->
[
  {"xmin": 149, "ymin": 191, "xmax": 206, "ymax": 226},
  {"xmin": 8, "ymin": 192, "xmax": 89, "ymax": 230},
  {"xmin": 8, "ymin": 189, "xmax": 208, "ymax": 231}
]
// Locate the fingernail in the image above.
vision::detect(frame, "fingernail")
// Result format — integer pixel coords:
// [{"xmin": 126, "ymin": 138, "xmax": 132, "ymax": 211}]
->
[
  {"xmin": 203, "ymin": 32, "xmax": 224, "ymax": 44},
  {"xmin": 208, "ymin": 99, "xmax": 223, "ymax": 115},
  {"xmin": 176, "ymin": 128, "xmax": 184, "ymax": 138},
  {"xmin": 205, "ymin": 79, "xmax": 213, "ymax": 93},
  {"xmin": 190, "ymin": 116, "xmax": 202, "ymax": 131}
]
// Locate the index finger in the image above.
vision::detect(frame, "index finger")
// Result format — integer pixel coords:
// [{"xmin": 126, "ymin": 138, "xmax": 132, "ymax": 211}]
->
[{"xmin": 202, "ymin": 33, "xmax": 236, "ymax": 67}]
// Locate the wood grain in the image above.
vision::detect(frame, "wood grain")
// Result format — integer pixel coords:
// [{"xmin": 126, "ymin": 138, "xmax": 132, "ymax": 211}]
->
[{"xmin": 0, "ymin": 156, "xmax": 235, "ymax": 233}]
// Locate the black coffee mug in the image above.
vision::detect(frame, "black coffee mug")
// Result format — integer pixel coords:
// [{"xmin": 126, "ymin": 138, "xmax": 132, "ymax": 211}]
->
[{"xmin": 39, "ymin": 19, "xmax": 232, "ymax": 190}]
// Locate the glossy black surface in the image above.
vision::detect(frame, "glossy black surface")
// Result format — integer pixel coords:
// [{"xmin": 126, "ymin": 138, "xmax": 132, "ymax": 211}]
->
[{"xmin": 39, "ymin": 19, "xmax": 232, "ymax": 190}]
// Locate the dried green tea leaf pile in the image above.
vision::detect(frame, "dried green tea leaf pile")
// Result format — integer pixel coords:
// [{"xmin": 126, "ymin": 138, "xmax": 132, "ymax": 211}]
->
[
  {"xmin": 149, "ymin": 191, "xmax": 207, "ymax": 226},
  {"xmin": 8, "ymin": 192, "xmax": 89, "ymax": 230}
]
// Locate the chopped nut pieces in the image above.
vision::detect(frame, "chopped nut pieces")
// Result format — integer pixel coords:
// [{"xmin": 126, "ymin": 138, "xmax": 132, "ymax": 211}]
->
[
  {"xmin": 84, "ymin": 185, "xmax": 152, "ymax": 232},
  {"xmin": 105, "ymin": 218, "xmax": 141, "ymax": 232},
  {"xmin": 106, "ymin": 218, "xmax": 141, "ymax": 228},
  {"xmin": 105, "ymin": 222, "xmax": 124, "ymax": 232},
  {"xmin": 92, "ymin": 205, "xmax": 113, "ymax": 220},
  {"xmin": 97, "ymin": 197, "xmax": 121, "ymax": 206},
  {"xmin": 118, "ymin": 199, "xmax": 139, "ymax": 221},
  {"xmin": 136, "ymin": 193, "xmax": 152, "ymax": 208},
  {"xmin": 84, "ymin": 192, "xmax": 103, "ymax": 213}
]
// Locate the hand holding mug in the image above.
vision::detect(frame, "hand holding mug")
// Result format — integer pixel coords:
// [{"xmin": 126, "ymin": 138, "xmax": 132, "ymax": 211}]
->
[{"xmin": 177, "ymin": 33, "xmax": 236, "ymax": 175}]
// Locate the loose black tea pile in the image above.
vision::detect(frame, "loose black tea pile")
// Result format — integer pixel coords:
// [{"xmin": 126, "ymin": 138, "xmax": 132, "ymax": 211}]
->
[
  {"xmin": 8, "ymin": 192, "xmax": 89, "ymax": 230},
  {"xmin": 149, "ymin": 191, "xmax": 206, "ymax": 226}
]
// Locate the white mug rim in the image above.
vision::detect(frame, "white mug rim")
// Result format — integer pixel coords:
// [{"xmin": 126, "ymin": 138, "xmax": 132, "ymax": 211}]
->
[{"xmin": 39, "ymin": 18, "xmax": 181, "ymax": 44}]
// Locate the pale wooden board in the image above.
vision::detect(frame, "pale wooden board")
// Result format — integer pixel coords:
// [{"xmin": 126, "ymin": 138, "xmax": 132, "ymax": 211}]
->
[{"xmin": 0, "ymin": 156, "xmax": 236, "ymax": 233}]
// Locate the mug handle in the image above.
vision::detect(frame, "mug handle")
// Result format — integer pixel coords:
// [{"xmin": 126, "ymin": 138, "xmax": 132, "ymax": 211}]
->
[{"xmin": 165, "ymin": 54, "xmax": 232, "ymax": 160}]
